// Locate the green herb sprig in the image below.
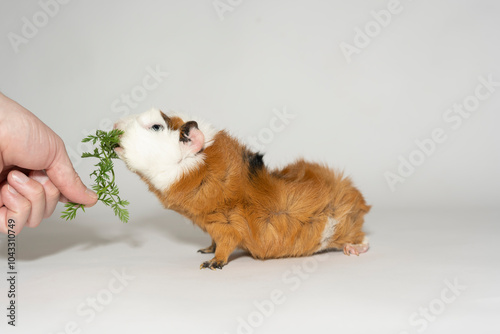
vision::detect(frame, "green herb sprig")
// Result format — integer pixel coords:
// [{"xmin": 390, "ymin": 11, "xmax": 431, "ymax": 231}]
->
[{"xmin": 61, "ymin": 129, "xmax": 130, "ymax": 223}]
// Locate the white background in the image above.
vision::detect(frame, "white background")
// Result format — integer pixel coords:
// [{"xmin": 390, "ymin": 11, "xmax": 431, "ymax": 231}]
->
[{"xmin": 0, "ymin": 1, "xmax": 499, "ymax": 333}]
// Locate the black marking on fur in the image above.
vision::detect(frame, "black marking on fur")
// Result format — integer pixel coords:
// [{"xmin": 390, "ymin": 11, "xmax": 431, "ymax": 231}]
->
[
  {"xmin": 243, "ymin": 150, "xmax": 265, "ymax": 177},
  {"xmin": 179, "ymin": 121, "xmax": 199, "ymax": 142}
]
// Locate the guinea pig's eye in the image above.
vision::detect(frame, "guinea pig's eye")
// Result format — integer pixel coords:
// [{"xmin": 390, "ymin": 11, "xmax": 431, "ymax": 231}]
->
[{"xmin": 150, "ymin": 124, "xmax": 164, "ymax": 132}]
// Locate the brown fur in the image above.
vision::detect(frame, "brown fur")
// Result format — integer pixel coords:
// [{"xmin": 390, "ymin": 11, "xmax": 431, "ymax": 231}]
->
[
  {"xmin": 160, "ymin": 111, "xmax": 184, "ymax": 131},
  {"xmin": 139, "ymin": 130, "xmax": 370, "ymax": 269}
]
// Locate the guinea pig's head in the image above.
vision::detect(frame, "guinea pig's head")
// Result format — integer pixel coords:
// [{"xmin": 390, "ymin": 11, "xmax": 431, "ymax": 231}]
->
[{"xmin": 114, "ymin": 108, "xmax": 215, "ymax": 191}]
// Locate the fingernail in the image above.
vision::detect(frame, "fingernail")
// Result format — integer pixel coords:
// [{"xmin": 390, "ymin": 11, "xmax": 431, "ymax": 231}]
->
[
  {"xmin": 86, "ymin": 188, "xmax": 98, "ymax": 199},
  {"xmin": 12, "ymin": 171, "xmax": 29, "ymax": 184},
  {"xmin": 8, "ymin": 184, "xmax": 19, "ymax": 195}
]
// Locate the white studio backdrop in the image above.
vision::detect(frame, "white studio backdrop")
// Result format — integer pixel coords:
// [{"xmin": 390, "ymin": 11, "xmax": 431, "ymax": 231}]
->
[
  {"xmin": 1, "ymin": 0, "xmax": 499, "ymax": 218},
  {"xmin": 1, "ymin": 2, "xmax": 500, "ymax": 334}
]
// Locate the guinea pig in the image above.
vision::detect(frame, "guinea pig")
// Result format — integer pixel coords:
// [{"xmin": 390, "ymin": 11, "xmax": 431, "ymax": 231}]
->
[{"xmin": 114, "ymin": 108, "xmax": 370, "ymax": 270}]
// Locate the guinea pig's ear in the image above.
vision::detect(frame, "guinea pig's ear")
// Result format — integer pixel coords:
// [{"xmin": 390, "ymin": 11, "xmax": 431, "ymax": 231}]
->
[{"xmin": 179, "ymin": 121, "xmax": 205, "ymax": 154}]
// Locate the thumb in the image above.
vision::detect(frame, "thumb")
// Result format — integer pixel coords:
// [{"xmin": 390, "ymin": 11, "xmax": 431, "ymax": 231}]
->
[{"xmin": 46, "ymin": 145, "xmax": 98, "ymax": 206}]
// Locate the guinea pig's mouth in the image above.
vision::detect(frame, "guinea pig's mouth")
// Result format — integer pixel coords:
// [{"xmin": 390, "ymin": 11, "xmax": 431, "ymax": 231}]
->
[
  {"xmin": 114, "ymin": 143, "xmax": 123, "ymax": 155},
  {"xmin": 114, "ymin": 147, "xmax": 123, "ymax": 156}
]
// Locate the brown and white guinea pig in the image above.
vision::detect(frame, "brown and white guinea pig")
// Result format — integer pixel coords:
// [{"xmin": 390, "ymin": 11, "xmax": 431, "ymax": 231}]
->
[{"xmin": 114, "ymin": 108, "xmax": 371, "ymax": 270}]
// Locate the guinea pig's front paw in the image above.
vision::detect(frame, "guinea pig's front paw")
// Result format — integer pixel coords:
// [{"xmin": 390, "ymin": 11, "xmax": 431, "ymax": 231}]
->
[{"xmin": 200, "ymin": 258, "xmax": 226, "ymax": 270}]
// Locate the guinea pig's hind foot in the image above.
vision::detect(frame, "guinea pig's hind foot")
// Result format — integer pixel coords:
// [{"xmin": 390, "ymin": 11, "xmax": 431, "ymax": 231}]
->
[{"xmin": 343, "ymin": 242, "xmax": 369, "ymax": 256}]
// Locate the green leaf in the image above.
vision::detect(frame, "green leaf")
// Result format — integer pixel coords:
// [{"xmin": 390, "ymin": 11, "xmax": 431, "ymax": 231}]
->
[
  {"xmin": 60, "ymin": 202, "xmax": 85, "ymax": 221},
  {"xmin": 60, "ymin": 129, "xmax": 129, "ymax": 223}
]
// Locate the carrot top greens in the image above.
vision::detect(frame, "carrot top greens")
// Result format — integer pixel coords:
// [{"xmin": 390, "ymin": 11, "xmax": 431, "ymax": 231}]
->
[{"xmin": 61, "ymin": 129, "xmax": 129, "ymax": 223}]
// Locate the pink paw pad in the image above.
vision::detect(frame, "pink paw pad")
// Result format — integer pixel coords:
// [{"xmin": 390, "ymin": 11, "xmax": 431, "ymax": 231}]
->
[{"xmin": 343, "ymin": 243, "xmax": 369, "ymax": 256}]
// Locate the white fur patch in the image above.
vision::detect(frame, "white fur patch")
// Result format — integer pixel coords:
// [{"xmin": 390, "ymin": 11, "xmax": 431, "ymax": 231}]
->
[
  {"xmin": 116, "ymin": 108, "xmax": 218, "ymax": 192},
  {"xmin": 318, "ymin": 217, "xmax": 337, "ymax": 251}
]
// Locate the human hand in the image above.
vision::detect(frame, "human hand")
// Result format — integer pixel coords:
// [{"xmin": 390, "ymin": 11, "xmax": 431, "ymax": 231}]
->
[{"xmin": 0, "ymin": 93, "xmax": 98, "ymax": 234}]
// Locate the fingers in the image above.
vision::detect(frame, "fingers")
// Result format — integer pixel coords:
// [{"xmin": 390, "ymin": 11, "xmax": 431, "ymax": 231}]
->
[
  {"xmin": 0, "ymin": 182, "xmax": 31, "ymax": 235},
  {"xmin": 46, "ymin": 143, "xmax": 98, "ymax": 207},
  {"xmin": 0, "ymin": 170, "xmax": 62, "ymax": 234},
  {"xmin": 7, "ymin": 170, "xmax": 46, "ymax": 229},
  {"xmin": 29, "ymin": 170, "xmax": 61, "ymax": 221}
]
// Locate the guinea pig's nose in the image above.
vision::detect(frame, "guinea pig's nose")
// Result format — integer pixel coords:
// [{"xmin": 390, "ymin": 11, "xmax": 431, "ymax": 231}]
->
[{"xmin": 113, "ymin": 121, "xmax": 122, "ymax": 130}]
